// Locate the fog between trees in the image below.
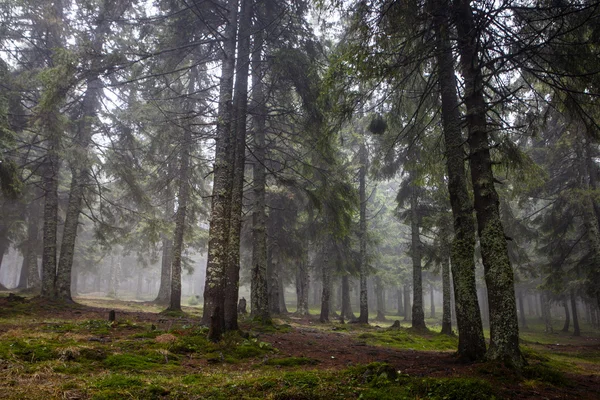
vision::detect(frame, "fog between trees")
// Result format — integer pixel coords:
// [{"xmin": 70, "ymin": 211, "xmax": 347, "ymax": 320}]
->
[{"xmin": 0, "ymin": 0, "xmax": 599, "ymax": 368}]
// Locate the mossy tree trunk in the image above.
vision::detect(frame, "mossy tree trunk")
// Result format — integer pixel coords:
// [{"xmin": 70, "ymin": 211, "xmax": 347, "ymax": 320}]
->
[
  {"xmin": 410, "ymin": 177, "xmax": 426, "ymax": 330},
  {"xmin": 454, "ymin": 0, "xmax": 522, "ymax": 366},
  {"xmin": 224, "ymin": 0, "xmax": 253, "ymax": 331},
  {"xmin": 432, "ymin": 0, "xmax": 486, "ymax": 360},
  {"xmin": 358, "ymin": 139, "xmax": 369, "ymax": 323},
  {"xmin": 441, "ymin": 256, "xmax": 452, "ymax": 335},
  {"xmin": 250, "ymin": 27, "xmax": 270, "ymax": 322},
  {"xmin": 167, "ymin": 71, "xmax": 196, "ymax": 312},
  {"xmin": 203, "ymin": 0, "xmax": 238, "ymax": 340}
]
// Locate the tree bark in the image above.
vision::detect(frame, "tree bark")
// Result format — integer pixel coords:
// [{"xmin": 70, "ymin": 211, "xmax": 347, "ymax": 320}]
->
[
  {"xmin": 430, "ymin": 283, "xmax": 436, "ymax": 319},
  {"xmin": 396, "ymin": 287, "xmax": 404, "ymax": 316},
  {"xmin": 341, "ymin": 275, "xmax": 355, "ymax": 321},
  {"xmin": 167, "ymin": 76, "xmax": 195, "ymax": 312},
  {"xmin": 375, "ymin": 275, "xmax": 386, "ymax": 321},
  {"xmin": 541, "ymin": 291, "xmax": 553, "ymax": 333},
  {"xmin": 441, "ymin": 256, "xmax": 452, "ymax": 335},
  {"xmin": 319, "ymin": 242, "xmax": 331, "ymax": 323},
  {"xmin": 571, "ymin": 289, "xmax": 580, "ymax": 336},
  {"xmin": 518, "ymin": 290, "xmax": 528, "ymax": 329},
  {"xmin": 561, "ymin": 298, "xmax": 570, "ymax": 332},
  {"xmin": 432, "ymin": 0, "xmax": 486, "ymax": 360},
  {"xmin": 454, "ymin": 0, "xmax": 522, "ymax": 366},
  {"xmin": 358, "ymin": 139, "xmax": 369, "ymax": 323},
  {"xmin": 203, "ymin": 0, "xmax": 239, "ymax": 340},
  {"xmin": 249, "ymin": 24, "xmax": 270, "ymax": 323},
  {"xmin": 295, "ymin": 258, "xmax": 310, "ymax": 316},
  {"xmin": 224, "ymin": 0, "xmax": 253, "ymax": 331},
  {"xmin": 155, "ymin": 200, "xmax": 173, "ymax": 305},
  {"xmin": 410, "ymin": 178, "xmax": 426, "ymax": 330},
  {"xmin": 403, "ymin": 283, "xmax": 411, "ymax": 321}
]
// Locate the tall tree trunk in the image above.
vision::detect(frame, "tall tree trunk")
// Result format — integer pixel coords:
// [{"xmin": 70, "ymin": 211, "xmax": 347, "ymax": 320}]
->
[
  {"xmin": 403, "ymin": 283, "xmax": 411, "ymax": 321},
  {"xmin": 250, "ymin": 24, "xmax": 270, "ymax": 323},
  {"xmin": 279, "ymin": 278, "xmax": 288, "ymax": 314},
  {"xmin": 454, "ymin": 0, "xmax": 522, "ymax": 366},
  {"xmin": 341, "ymin": 275, "xmax": 355, "ymax": 321},
  {"xmin": 432, "ymin": 0, "xmax": 486, "ymax": 360},
  {"xmin": 167, "ymin": 81, "xmax": 194, "ymax": 312},
  {"xmin": 518, "ymin": 290, "xmax": 528, "ymax": 329},
  {"xmin": 571, "ymin": 290, "xmax": 580, "ymax": 336},
  {"xmin": 375, "ymin": 275, "xmax": 386, "ymax": 321},
  {"xmin": 397, "ymin": 287, "xmax": 404, "ymax": 316},
  {"xmin": 358, "ymin": 139, "xmax": 369, "ymax": 323},
  {"xmin": 55, "ymin": 1, "xmax": 129, "ymax": 302},
  {"xmin": 224, "ymin": 0, "xmax": 253, "ymax": 332},
  {"xmin": 319, "ymin": 243, "xmax": 331, "ymax": 323},
  {"xmin": 295, "ymin": 258, "xmax": 309, "ymax": 316},
  {"xmin": 410, "ymin": 180, "xmax": 426, "ymax": 330},
  {"xmin": 541, "ymin": 291, "xmax": 553, "ymax": 333},
  {"xmin": 155, "ymin": 201, "xmax": 173, "ymax": 304},
  {"xmin": 561, "ymin": 298, "xmax": 570, "ymax": 332},
  {"xmin": 268, "ymin": 250, "xmax": 280, "ymax": 314},
  {"xmin": 430, "ymin": 283, "xmax": 436, "ymax": 319},
  {"xmin": 203, "ymin": 0, "xmax": 239, "ymax": 341},
  {"xmin": 39, "ymin": 0, "xmax": 71, "ymax": 300},
  {"xmin": 441, "ymin": 256, "xmax": 452, "ymax": 335}
]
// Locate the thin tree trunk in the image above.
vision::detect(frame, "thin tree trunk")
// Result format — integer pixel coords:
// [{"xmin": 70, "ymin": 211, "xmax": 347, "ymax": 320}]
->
[
  {"xmin": 571, "ymin": 290, "xmax": 580, "ymax": 336},
  {"xmin": 375, "ymin": 275, "xmax": 386, "ymax": 321},
  {"xmin": 430, "ymin": 283, "xmax": 436, "ymax": 319},
  {"xmin": 268, "ymin": 250, "xmax": 281, "ymax": 314},
  {"xmin": 295, "ymin": 258, "xmax": 309, "ymax": 316},
  {"xmin": 397, "ymin": 287, "xmax": 404, "ymax": 316},
  {"xmin": 250, "ymin": 25, "xmax": 269, "ymax": 323},
  {"xmin": 454, "ymin": 0, "xmax": 522, "ymax": 366},
  {"xmin": 224, "ymin": 0, "xmax": 253, "ymax": 332},
  {"xmin": 279, "ymin": 277, "xmax": 288, "ymax": 314},
  {"xmin": 203, "ymin": 0, "xmax": 239, "ymax": 341},
  {"xmin": 319, "ymin": 243, "xmax": 331, "ymax": 323},
  {"xmin": 410, "ymin": 179, "xmax": 426, "ymax": 330},
  {"xmin": 167, "ymin": 86, "xmax": 194, "ymax": 312},
  {"xmin": 441, "ymin": 256, "xmax": 452, "ymax": 335},
  {"xmin": 403, "ymin": 283, "xmax": 411, "ymax": 321},
  {"xmin": 341, "ymin": 275, "xmax": 355, "ymax": 321},
  {"xmin": 541, "ymin": 291, "xmax": 553, "ymax": 333},
  {"xmin": 358, "ymin": 139, "xmax": 369, "ymax": 323},
  {"xmin": 155, "ymin": 206, "xmax": 173, "ymax": 305},
  {"xmin": 518, "ymin": 290, "xmax": 528, "ymax": 329},
  {"xmin": 432, "ymin": 0, "xmax": 486, "ymax": 360},
  {"xmin": 562, "ymin": 299, "xmax": 570, "ymax": 332}
]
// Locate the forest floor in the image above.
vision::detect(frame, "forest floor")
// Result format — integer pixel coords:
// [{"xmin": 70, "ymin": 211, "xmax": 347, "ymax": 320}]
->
[{"xmin": 0, "ymin": 293, "xmax": 599, "ymax": 399}]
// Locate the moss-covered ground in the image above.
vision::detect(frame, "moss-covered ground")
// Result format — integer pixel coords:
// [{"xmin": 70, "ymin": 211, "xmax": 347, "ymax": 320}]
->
[{"xmin": 0, "ymin": 294, "xmax": 598, "ymax": 399}]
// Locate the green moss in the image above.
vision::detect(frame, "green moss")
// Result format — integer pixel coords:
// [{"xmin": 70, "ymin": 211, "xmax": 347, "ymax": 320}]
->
[
  {"xmin": 103, "ymin": 353, "xmax": 165, "ymax": 371},
  {"xmin": 522, "ymin": 363, "xmax": 569, "ymax": 387},
  {"xmin": 95, "ymin": 374, "xmax": 143, "ymax": 388},
  {"xmin": 1, "ymin": 339, "xmax": 58, "ymax": 362},
  {"xmin": 408, "ymin": 378, "xmax": 496, "ymax": 400},
  {"xmin": 356, "ymin": 328, "xmax": 457, "ymax": 351}
]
